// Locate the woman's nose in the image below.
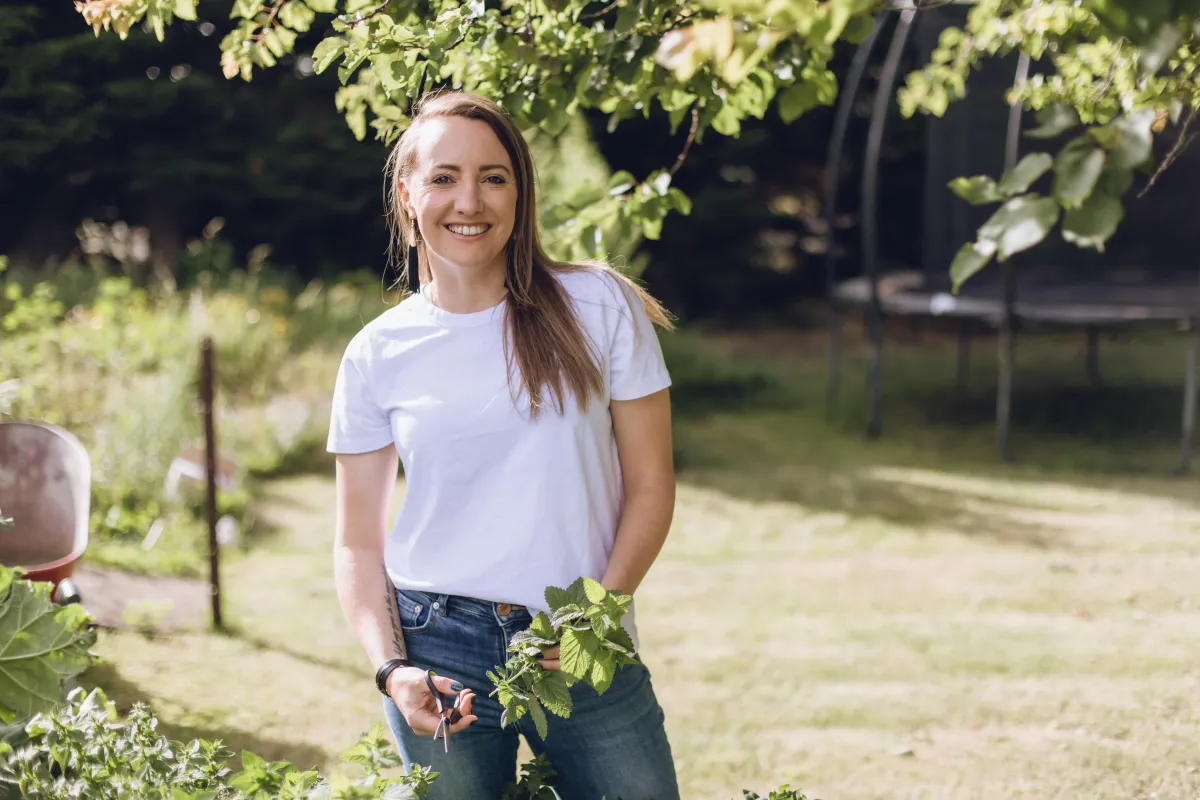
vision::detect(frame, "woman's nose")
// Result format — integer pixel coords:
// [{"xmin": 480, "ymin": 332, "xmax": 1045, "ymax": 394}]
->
[{"xmin": 454, "ymin": 182, "xmax": 483, "ymax": 214}]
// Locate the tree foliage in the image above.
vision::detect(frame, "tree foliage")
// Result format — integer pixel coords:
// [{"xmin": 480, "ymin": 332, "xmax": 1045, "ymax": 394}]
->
[
  {"xmin": 73, "ymin": 0, "xmax": 1200, "ymax": 288},
  {"xmin": 902, "ymin": 0, "xmax": 1200, "ymax": 290},
  {"xmin": 74, "ymin": 0, "xmax": 877, "ymax": 262}
]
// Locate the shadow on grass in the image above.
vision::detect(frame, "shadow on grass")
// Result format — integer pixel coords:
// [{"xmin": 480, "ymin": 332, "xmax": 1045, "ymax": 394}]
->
[
  {"xmin": 80, "ymin": 660, "xmax": 332, "ymax": 770},
  {"xmin": 666, "ymin": 333, "xmax": 1200, "ymax": 542}
]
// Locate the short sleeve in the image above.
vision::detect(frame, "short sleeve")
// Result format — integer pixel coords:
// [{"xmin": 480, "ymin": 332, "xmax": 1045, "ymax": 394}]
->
[
  {"xmin": 607, "ymin": 277, "xmax": 672, "ymax": 402},
  {"xmin": 326, "ymin": 334, "xmax": 395, "ymax": 454}
]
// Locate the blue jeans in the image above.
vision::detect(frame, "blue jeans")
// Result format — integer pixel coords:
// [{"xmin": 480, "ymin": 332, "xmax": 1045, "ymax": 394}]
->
[{"xmin": 382, "ymin": 588, "xmax": 680, "ymax": 800}]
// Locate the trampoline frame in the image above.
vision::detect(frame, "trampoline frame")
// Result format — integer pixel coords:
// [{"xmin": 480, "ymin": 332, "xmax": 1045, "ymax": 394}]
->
[{"xmin": 823, "ymin": 2, "xmax": 1200, "ymax": 473}]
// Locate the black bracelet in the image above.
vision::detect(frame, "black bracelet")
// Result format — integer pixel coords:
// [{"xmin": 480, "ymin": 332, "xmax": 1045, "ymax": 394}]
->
[{"xmin": 375, "ymin": 658, "xmax": 414, "ymax": 695}]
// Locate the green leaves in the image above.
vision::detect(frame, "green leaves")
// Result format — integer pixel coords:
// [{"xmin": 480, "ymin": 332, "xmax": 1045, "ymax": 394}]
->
[
  {"xmin": 949, "ymin": 176, "xmax": 1004, "ymax": 206},
  {"xmin": 3, "ymin": 690, "xmax": 436, "ymax": 800},
  {"xmin": 1052, "ymin": 137, "xmax": 1107, "ymax": 208},
  {"xmin": 777, "ymin": 67, "xmax": 838, "ymax": 124},
  {"xmin": 998, "ymin": 153, "xmax": 1054, "ymax": 196},
  {"xmin": 980, "ymin": 196, "xmax": 1062, "ymax": 262},
  {"xmin": 1090, "ymin": 109, "xmax": 1156, "ymax": 170},
  {"xmin": 1063, "ymin": 192, "xmax": 1125, "ymax": 250},
  {"xmin": 949, "ymin": 240, "xmax": 998, "ymax": 291},
  {"xmin": 1026, "ymin": 104, "xmax": 1081, "ymax": 140},
  {"xmin": 0, "ymin": 569, "xmax": 97, "ymax": 725},
  {"xmin": 950, "ymin": 153, "xmax": 1052, "ymax": 208},
  {"xmin": 312, "ymin": 37, "xmax": 347, "ymax": 74},
  {"xmin": 950, "ymin": 196, "xmax": 1060, "ymax": 293},
  {"xmin": 490, "ymin": 578, "xmax": 638, "ymax": 740}
]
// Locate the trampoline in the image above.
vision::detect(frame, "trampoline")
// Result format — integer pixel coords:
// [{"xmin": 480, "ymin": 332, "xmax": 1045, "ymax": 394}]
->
[{"xmin": 823, "ymin": 1, "xmax": 1200, "ymax": 471}]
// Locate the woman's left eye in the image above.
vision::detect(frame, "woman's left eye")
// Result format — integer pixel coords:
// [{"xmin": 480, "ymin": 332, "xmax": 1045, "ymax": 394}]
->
[{"xmin": 484, "ymin": 175, "xmax": 506, "ymax": 184}]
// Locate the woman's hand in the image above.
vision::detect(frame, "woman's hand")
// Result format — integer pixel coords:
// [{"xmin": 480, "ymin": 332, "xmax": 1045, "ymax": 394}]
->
[
  {"xmin": 537, "ymin": 645, "xmax": 561, "ymax": 671},
  {"xmin": 387, "ymin": 668, "xmax": 478, "ymax": 736}
]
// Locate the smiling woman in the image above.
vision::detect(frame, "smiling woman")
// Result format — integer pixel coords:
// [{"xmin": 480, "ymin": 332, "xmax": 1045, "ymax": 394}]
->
[{"xmin": 327, "ymin": 91, "xmax": 681, "ymax": 800}]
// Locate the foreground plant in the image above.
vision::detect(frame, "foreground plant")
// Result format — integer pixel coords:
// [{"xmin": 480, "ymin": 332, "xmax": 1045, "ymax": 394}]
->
[
  {"xmin": 1, "ymin": 687, "xmax": 437, "ymax": 800},
  {"xmin": 0, "ymin": 569, "xmax": 96, "ymax": 725},
  {"xmin": 0, "ymin": 572, "xmax": 811, "ymax": 798},
  {"xmin": 487, "ymin": 577, "xmax": 639, "ymax": 740}
]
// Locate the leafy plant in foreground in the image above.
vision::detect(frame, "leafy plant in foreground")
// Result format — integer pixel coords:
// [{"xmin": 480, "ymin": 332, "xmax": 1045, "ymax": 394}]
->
[
  {"xmin": 1, "ymin": 687, "xmax": 437, "ymax": 800},
  {"xmin": 487, "ymin": 577, "xmax": 638, "ymax": 741},
  {"xmin": 0, "ymin": 569, "xmax": 96, "ymax": 725}
]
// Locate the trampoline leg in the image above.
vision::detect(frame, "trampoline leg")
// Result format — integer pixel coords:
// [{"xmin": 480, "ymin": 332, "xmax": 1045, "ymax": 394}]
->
[
  {"xmin": 867, "ymin": 310, "xmax": 884, "ymax": 438},
  {"xmin": 995, "ymin": 53, "xmax": 1031, "ymax": 464},
  {"xmin": 997, "ymin": 312, "xmax": 1016, "ymax": 462},
  {"xmin": 862, "ymin": 8, "xmax": 917, "ymax": 439},
  {"xmin": 956, "ymin": 325, "xmax": 971, "ymax": 395},
  {"xmin": 1086, "ymin": 326, "xmax": 1102, "ymax": 387},
  {"xmin": 826, "ymin": 307, "xmax": 843, "ymax": 418},
  {"xmin": 1179, "ymin": 327, "xmax": 1199, "ymax": 475}
]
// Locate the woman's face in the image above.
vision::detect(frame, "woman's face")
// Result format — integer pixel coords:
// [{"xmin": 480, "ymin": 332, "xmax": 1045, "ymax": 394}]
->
[{"xmin": 400, "ymin": 116, "xmax": 518, "ymax": 279}]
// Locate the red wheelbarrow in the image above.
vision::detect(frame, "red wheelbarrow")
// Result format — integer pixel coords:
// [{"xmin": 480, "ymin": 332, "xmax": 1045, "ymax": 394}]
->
[{"xmin": 0, "ymin": 421, "xmax": 89, "ymax": 604}]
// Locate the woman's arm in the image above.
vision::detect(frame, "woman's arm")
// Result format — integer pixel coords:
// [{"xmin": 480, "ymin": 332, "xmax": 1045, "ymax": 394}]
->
[
  {"xmin": 334, "ymin": 447, "xmax": 477, "ymax": 735},
  {"xmin": 601, "ymin": 388, "xmax": 676, "ymax": 595},
  {"xmin": 333, "ymin": 446, "xmax": 408, "ymax": 667}
]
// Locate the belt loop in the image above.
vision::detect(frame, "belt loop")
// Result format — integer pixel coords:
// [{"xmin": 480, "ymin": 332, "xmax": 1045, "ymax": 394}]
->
[{"xmin": 435, "ymin": 593, "xmax": 450, "ymax": 616}]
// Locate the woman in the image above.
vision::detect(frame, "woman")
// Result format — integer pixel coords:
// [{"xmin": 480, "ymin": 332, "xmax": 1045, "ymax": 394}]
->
[{"xmin": 326, "ymin": 90, "xmax": 680, "ymax": 800}]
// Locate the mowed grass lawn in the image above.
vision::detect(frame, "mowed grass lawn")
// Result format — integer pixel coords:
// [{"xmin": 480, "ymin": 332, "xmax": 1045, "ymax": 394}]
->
[{"xmin": 84, "ymin": 323, "xmax": 1200, "ymax": 799}]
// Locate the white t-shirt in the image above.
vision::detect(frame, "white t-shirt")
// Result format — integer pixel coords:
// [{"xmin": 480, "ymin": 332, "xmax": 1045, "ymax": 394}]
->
[{"xmin": 326, "ymin": 267, "xmax": 671, "ymax": 648}]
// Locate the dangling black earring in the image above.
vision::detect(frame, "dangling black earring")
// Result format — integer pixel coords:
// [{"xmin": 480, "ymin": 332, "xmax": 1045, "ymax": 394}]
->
[{"xmin": 407, "ymin": 221, "xmax": 420, "ymax": 293}]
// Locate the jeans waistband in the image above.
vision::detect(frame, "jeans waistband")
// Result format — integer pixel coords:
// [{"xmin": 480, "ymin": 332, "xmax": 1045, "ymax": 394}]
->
[{"xmin": 397, "ymin": 588, "xmax": 530, "ymax": 623}]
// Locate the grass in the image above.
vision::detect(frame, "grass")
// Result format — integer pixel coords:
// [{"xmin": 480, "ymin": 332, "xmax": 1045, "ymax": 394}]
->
[{"xmin": 80, "ymin": 319, "xmax": 1200, "ymax": 799}]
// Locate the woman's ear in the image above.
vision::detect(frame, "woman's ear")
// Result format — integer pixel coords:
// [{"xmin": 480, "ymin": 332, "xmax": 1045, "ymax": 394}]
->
[{"xmin": 397, "ymin": 180, "xmax": 416, "ymax": 219}]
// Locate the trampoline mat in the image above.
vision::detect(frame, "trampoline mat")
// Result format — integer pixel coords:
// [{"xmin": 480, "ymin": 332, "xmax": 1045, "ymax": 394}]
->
[{"xmin": 834, "ymin": 267, "xmax": 1200, "ymax": 327}]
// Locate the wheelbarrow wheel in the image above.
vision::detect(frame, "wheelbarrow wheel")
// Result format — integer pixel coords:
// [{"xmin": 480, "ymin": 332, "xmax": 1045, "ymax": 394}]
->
[{"xmin": 53, "ymin": 578, "xmax": 81, "ymax": 606}]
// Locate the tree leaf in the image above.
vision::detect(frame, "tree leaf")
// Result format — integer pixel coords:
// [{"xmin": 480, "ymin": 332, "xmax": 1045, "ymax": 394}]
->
[
  {"xmin": 948, "ymin": 175, "xmax": 1003, "ymax": 206},
  {"xmin": 312, "ymin": 38, "xmax": 345, "ymax": 74},
  {"xmin": 1091, "ymin": 109, "xmax": 1156, "ymax": 170},
  {"xmin": 173, "ymin": 0, "xmax": 198, "ymax": 21},
  {"xmin": 978, "ymin": 195, "xmax": 1061, "ymax": 261},
  {"xmin": 1052, "ymin": 137, "xmax": 1106, "ymax": 208},
  {"xmin": 533, "ymin": 672, "xmax": 573, "ymax": 718},
  {"xmin": 589, "ymin": 651, "xmax": 616, "ymax": 695},
  {"xmin": 1136, "ymin": 20, "xmax": 1181, "ymax": 76},
  {"xmin": 777, "ymin": 78, "xmax": 835, "ymax": 124},
  {"xmin": 998, "ymin": 153, "xmax": 1053, "ymax": 196},
  {"xmin": 544, "ymin": 585, "xmax": 575, "ymax": 611},
  {"xmin": 0, "ymin": 572, "xmax": 96, "ymax": 724},
  {"xmin": 1062, "ymin": 193, "xmax": 1124, "ymax": 251},
  {"xmin": 559, "ymin": 628, "xmax": 592, "ymax": 679},
  {"xmin": 581, "ymin": 577, "xmax": 607, "ymax": 605},
  {"xmin": 615, "ymin": 1, "xmax": 639, "ymax": 34},
  {"xmin": 529, "ymin": 612, "xmax": 555, "ymax": 641},
  {"xmin": 1025, "ymin": 103, "xmax": 1079, "ymax": 139},
  {"xmin": 949, "ymin": 240, "xmax": 997, "ymax": 293},
  {"xmin": 279, "ymin": 1, "xmax": 316, "ymax": 32},
  {"xmin": 527, "ymin": 699, "xmax": 548, "ymax": 740},
  {"xmin": 306, "ymin": 0, "xmax": 337, "ymax": 11}
]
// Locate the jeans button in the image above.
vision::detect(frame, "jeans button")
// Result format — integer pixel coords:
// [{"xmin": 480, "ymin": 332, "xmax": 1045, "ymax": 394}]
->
[{"xmin": 497, "ymin": 603, "xmax": 512, "ymax": 616}]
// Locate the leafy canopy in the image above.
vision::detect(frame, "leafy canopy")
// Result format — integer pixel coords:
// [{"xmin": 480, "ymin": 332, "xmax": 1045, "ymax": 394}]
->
[
  {"xmin": 901, "ymin": 0, "xmax": 1200, "ymax": 290},
  {"xmin": 73, "ymin": 0, "xmax": 876, "ymax": 262},
  {"xmin": 73, "ymin": 0, "xmax": 1200, "ymax": 289}
]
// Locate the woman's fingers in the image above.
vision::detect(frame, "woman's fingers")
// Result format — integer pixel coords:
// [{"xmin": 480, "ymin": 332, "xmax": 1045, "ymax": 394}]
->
[
  {"xmin": 448, "ymin": 691, "xmax": 477, "ymax": 733},
  {"xmin": 537, "ymin": 645, "xmax": 561, "ymax": 670}
]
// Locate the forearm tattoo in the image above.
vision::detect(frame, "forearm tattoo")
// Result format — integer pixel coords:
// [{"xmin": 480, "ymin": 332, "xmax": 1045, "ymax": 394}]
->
[{"xmin": 383, "ymin": 565, "xmax": 408, "ymax": 660}]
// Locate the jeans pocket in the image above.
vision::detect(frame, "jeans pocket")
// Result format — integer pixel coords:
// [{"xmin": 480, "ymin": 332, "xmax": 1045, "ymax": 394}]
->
[{"xmin": 395, "ymin": 588, "xmax": 437, "ymax": 635}]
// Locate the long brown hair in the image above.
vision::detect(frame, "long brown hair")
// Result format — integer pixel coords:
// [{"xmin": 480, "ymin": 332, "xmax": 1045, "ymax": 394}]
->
[{"xmin": 384, "ymin": 91, "xmax": 674, "ymax": 417}]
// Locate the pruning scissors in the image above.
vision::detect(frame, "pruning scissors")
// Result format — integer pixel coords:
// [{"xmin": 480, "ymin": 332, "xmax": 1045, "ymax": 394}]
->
[{"xmin": 425, "ymin": 669, "xmax": 464, "ymax": 752}]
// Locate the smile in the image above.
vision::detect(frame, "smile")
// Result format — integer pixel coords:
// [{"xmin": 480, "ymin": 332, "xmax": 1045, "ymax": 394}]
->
[{"xmin": 446, "ymin": 224, "xmax": 490, "ymax": 236}]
